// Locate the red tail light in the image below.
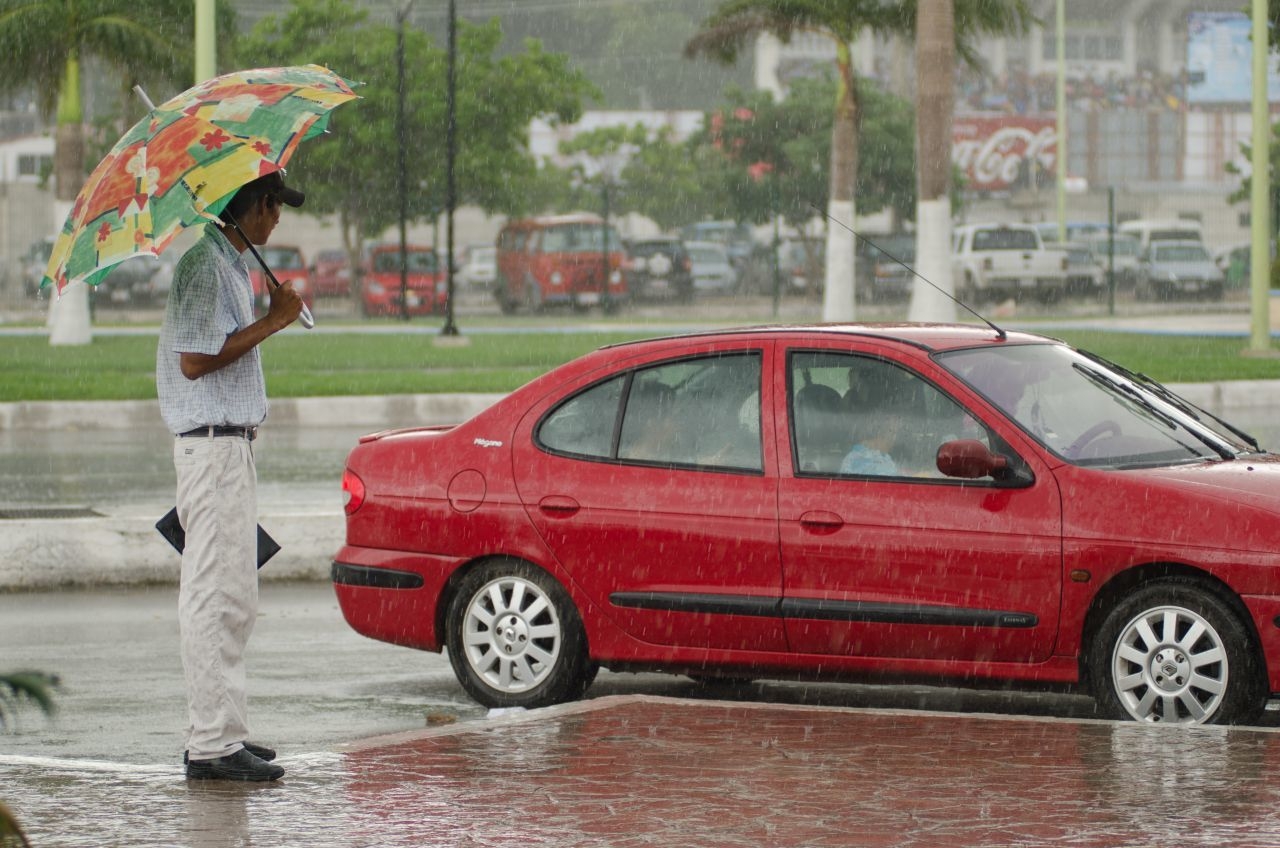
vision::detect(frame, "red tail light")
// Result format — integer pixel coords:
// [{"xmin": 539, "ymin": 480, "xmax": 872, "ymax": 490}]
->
[{"xmin": 342, "ymin": 469, "xmax": 366, "ymax": 515}]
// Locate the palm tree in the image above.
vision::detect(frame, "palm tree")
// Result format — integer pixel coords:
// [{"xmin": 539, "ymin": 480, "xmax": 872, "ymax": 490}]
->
[
  {"xmin": 1, "ymin": 671, "xmax": 58, "ymax": 848},
  {"xmin": 0, "ymin": 1, "xmax": 210, "ymax": 344},
  {"xmin": 687, "ymin": 0, "xmax": 1032, "ymax": 320}
]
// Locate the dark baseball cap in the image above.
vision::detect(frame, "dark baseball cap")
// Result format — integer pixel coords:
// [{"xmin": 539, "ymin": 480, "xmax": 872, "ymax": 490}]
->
[{"xmin": 259, "ymin": 170, "xmax": 305, "ymax": 208}]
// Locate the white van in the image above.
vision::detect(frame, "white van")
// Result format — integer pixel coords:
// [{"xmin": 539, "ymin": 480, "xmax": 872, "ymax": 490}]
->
[{"xmin": 1118, "ymin": 219, "xmax": 1204, "ymax": 252}]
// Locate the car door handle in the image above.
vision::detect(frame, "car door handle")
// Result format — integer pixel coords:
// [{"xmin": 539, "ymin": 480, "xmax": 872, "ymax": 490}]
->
[
  {"xmin": 538, "ymin": 495, "xmax": 581, "ymax": 517},
  {"xmin": 799, "ymin": 510, "xmax": 843, "ymax": 530}
]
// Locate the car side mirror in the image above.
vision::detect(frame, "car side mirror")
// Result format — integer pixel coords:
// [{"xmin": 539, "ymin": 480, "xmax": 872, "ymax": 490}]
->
[{"xmin": 936, "ymin": 439, "xmax": 1016, "ymax": 482}]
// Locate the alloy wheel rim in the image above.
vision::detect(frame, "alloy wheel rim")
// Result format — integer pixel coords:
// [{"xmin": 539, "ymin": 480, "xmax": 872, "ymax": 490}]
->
[
  {"xmin": 1111, "ymin": 605, "xmax": 1228, "ymax": 724},
  {"xmin": 462, "ymin": 576, "xmax": 562, "ymax": 694}
]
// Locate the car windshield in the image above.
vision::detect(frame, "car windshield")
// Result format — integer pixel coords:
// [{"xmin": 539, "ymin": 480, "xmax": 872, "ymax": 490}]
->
[
  {"xmin": 373, "ymin": 250, "xmax": 438, "ymax": 273},
  {"xmin": 540, "ymin": 223, "xmax": 621, "ymax": 253},
  {"xmin": 1085, "ymin": 237, "xmax": 1139, "ymax": 257},
  {"xmin": 261, "ymin": 248, "xmax": 303, "ymax": 269},
  {"xmin": 936, "ymin": 343, "xmax": 1252, "ymax": 468},
  {"xmin": 689, "ymin": 245, "xmax": 726, "ymax": 263},
  {"xmin": 1153, "ymin": 244, "xmax": 1211, "ymax": 262}
]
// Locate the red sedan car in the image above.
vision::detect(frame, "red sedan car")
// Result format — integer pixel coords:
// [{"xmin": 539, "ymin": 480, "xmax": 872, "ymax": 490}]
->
[
  {"xmin": 333, "ymin": 324, "xmax": 1280, "ymax": 725},
  {"xmin": 361, "ymin": 244, "xmax": 446, "ymax": 317}
]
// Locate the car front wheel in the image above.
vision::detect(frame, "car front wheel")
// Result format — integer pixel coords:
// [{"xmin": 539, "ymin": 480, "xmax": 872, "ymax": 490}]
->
[
  {"xmin": 1089, "ymin": 580, "xmax": 1266, "ymax": 725},
  {"xmin": 445, "ymin": 559, "xmax": 593, "ymax": 709}
]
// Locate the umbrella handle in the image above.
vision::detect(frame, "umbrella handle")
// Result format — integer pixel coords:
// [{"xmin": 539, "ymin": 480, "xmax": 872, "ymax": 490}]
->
[{"xmin": 298, "ymin": 302, "xmax": 315, "ymax": 329}]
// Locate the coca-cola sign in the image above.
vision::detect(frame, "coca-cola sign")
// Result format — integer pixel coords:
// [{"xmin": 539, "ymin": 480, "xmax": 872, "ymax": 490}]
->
[{"xmin": 952, "ymin": 115, "xmax": 1058, "ymax": 192}]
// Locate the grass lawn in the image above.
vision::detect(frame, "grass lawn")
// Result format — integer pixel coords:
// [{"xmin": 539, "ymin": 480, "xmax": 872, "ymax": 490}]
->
[{"xmin": 0, "ymin": 326, "xmax": 1278, "ymax": 402}]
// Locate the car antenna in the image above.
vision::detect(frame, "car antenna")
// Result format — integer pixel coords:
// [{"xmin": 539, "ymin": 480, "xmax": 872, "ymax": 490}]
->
[{"xmin": 811, "ymin": 204, "xmax": 1007, "ymax": 340}]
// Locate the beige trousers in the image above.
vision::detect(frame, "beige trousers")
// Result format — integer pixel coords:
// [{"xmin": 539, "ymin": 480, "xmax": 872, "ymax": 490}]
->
[{"xmin": 174, "ymin": 435, "xmax": 258, "ymax": 760}]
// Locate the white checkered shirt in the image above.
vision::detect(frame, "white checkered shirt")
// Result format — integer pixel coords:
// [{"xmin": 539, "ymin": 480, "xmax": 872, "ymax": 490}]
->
[{"xmin": 156, "ymin": 227, "xmax": 268, "ymax": 435}]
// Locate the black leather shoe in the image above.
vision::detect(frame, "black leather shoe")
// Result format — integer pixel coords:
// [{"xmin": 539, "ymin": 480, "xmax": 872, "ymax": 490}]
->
[
  {"xmin": 186, "ymin": 748, "xmax": 284, "ymax": 782},
  {"xmin": 184, "ymin": 741, "xmax": 276, "ymax": 766}
]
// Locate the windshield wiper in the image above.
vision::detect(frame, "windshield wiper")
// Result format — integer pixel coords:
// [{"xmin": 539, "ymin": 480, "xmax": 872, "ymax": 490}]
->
[
  {"xmin": 1072, "ymin": 363, "xmax": 1235, "ymax": 460},
  {"xmin": 1077, "ymin": 350, "xmax": 1260, "ymax": 452}
]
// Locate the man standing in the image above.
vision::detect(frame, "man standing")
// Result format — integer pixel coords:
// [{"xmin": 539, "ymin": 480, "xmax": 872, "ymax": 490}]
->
[{"xmin": 156, "ymin": 171, "xmax": 304, "ymax": 782}]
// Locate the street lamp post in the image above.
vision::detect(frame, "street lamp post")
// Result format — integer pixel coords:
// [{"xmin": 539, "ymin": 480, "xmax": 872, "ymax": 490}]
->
[
  {"xmin": 441, "ymin": 0, "xmax": 460, "ymax": 336},
  {"xmin": 396, "ymin": 0, "xmax": 414, "ymax": 322}
]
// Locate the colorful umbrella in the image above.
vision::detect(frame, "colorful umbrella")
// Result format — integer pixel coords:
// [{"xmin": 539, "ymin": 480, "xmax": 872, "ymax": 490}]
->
[{"xmin": 41, "ymin": 64, "xmax": 358, "ymax": 296}]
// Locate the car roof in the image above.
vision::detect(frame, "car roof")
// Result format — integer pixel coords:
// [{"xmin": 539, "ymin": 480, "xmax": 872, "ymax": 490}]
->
[{"xmin": 599, "ymin": 323, "xmax": 1057, "ymax": 355}]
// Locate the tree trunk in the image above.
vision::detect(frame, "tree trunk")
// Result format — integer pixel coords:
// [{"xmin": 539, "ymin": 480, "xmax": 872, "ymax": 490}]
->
[
  {"xmin": 822, "ymin": 41, "xmax": 859, "ymax": 322},
  {"xmin": 909, "ymin": 0, "xmax": 957, "ymax": 323},
  {"xmin": 48, "ymin": 53, "xmax": 92, "ymax": 346}
]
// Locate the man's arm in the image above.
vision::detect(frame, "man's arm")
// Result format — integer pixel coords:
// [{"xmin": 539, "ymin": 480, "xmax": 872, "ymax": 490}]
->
[{"xmin": 180, "ymin": 283, "xmax": 303, "ymax": 380}]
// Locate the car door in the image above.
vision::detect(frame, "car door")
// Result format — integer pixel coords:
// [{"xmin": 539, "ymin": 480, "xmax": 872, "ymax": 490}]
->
[
  {"xmin": 776, "ymin": 342, "xmax": 1064, "ymax": 664},
  {"xmin": 512, "ymin": 342, "xmax": 786, "ymax": 652}
]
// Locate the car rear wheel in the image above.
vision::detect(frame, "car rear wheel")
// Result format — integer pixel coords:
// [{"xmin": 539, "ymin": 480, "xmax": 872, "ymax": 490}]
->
[
  {"xmin": 1089, "ymin": 580, "xmax": 1265, "ymax": 725},
  {"xmin": 445, "ymin": 559, "xmax": 593, "ymax": 709}
]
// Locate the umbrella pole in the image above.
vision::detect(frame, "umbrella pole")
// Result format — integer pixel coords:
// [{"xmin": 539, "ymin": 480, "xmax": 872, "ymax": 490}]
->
[{"xmin": 225, "ymin": 211, "xmax": 316, "ymax": 330}]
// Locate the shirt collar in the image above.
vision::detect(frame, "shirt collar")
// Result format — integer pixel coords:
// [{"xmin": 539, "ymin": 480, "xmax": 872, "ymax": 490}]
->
[{"xmin": 207, "ymin": 224, "xmax": 247, "ymax": 267}]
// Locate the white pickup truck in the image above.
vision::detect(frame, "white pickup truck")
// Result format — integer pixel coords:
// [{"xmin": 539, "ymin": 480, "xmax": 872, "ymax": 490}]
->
[{"xmin": 952, "ymin": 223, "xmax": 1068, "ymax": 304}]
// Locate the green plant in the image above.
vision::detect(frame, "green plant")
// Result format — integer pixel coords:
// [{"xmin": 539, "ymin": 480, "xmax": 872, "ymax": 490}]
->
[{"xmin": 1, "ymin": 671, "xmax": 59, "ymax": 848}]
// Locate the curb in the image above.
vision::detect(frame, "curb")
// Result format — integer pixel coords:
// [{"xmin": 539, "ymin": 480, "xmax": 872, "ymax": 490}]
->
[{"xmin": 0, "ymin": 393, "xmax": 505, "ymax": 590}]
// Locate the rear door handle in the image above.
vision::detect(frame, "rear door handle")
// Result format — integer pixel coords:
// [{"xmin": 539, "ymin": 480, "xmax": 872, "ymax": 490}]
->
[
  {"xmin": 538, "ymin": 495, "xmax": 581, "ymax": 517},
  {"xmin": 799, "ymin": 510, "xmax": 843, "ymax": 530}
]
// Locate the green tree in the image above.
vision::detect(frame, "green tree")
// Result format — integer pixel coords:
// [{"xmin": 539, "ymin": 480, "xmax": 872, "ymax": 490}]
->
[
  {"xmin": 0, "ymin": 0, "xmax": 234, "ymax": 344},
  {"xmin": 237, "ymin": 0, "xmax": 597, "ymax": 294},
  {"xmin": 686, "ymin": 0, "xmax": 1032, "ymax": 318}
]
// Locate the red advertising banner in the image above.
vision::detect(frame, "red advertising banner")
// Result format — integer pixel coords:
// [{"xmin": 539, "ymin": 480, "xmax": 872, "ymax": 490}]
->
[{"xmin": 952, "ymin": 114, "xmax": 1058, "ymax": 192}]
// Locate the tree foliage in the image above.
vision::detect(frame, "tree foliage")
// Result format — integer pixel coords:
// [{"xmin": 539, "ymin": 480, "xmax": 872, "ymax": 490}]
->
[{"xmin": 236, "ymin": 0, "xmax": 598, "ymax": 274}]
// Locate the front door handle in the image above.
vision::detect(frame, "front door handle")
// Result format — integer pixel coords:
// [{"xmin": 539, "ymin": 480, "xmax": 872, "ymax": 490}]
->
[
  {"xmin": 538, "ymin": 495, "xmax": 581, "ymax": 517},
  {"xmin": 799, "ymin": 510, "xmax": 843, "ymax": 531}
]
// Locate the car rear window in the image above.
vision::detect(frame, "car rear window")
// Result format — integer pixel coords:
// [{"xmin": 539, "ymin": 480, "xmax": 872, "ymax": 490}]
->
[{"xmin": 972, "ymin": 229, "xmax": 1037, "ymax": 251}]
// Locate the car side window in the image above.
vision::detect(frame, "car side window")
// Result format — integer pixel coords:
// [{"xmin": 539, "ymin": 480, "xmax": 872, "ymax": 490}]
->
[
  {"xmin": 538, "ymin": 375, "xmax": 624, "ymax": 458},
  {"xmin": 538, "ymin": 353, "xmax": 763, "ymax": 472},
  {"xmin": 789, "ymin": 351, "xmax": 990, "ymax": 480},
  {"xmin": 618, "ymin": 354, "xmax": 762, "ymax": 471}
]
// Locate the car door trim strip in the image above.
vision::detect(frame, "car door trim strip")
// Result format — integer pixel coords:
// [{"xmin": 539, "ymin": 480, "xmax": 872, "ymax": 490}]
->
[{"xmin": 610, "ymin": 591, "xmax": 1036, "ymax": 629}]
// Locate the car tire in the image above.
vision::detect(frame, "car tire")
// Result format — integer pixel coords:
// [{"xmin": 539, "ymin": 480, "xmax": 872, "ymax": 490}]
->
[
  {"xmin": 445, "ymin": 559, "xmax": 593, "ymax": 709},
  {"xmin": 1088, "ymin": 579, "xmax": 1266, "ymax": 725}
]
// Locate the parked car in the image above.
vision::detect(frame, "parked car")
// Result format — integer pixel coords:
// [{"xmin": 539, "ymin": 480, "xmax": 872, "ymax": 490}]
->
[
  {"xmin": 333, "ymin": 323, "xmax": 1279, "ymax": 726},
  {"xmin": 248, "ymin": 245, "xmax": 313, "ymax": 311},
  {"xmin": 494, "ymin": 214, "xmax": 627, "ymax": 313},
  {"xmin": 1061, "ymin": 241, "xmax": 1105, "ymax": 298},
  {"xmin": 952, "ymin": 222, "xmax": 1067, "ymax": 304},
  {"xmin": 1136, "ymin": 240, "xmax": 1224, "ymax": 301},
  {"xmin": 1119, "ymin": 218, "xmax": 1204, "ymax": 254},
  {"xmin": 1079, "ymin": 233, "xmax": 1142, "ymax": 289},
  {"xmin": 361, "ymin": 244, "xmax": 446, "ymax": 317},
  {"xmin": 855, "ymin": 233, "xmax": 914, "ymax": 302},
  {"xmin": 680, "ymin": 220, "xmax": 755, "ymax": 271},
  {"xmin": 95, "ymin": 254, "xmax": 175, "ymax": 307},
  {"xmin": 22, "ymin": 236, "xmax": 55, "ymax": 297},
  {"xmin": 311, "ymin": 248, "xmax": 353, "ymax": 297},
  {"xmin": 1034, "ymin": 221, "xmax": 1108, "ymax": 245},
  {"xmin": 625, "ymin": 237, "xmax": 693, "ymax": 302},
  {"xmin": 685, "ymin": 240, "xmax": 737, "ymax": 294},
  {"xmin": 458, "ymin": 245, "xmax": 498, "ymax": 288}
]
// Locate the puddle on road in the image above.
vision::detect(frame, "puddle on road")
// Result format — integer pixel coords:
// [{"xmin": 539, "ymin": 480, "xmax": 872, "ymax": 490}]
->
[{"xmin": 6, "ymin": 702, "xmax": 1280, "ymax": 848}]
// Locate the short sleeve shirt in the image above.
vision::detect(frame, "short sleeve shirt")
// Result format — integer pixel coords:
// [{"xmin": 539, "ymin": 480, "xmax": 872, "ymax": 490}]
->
[{"xmin": 156, "ymin": 227, "xmax": 268, "ymax": 434}]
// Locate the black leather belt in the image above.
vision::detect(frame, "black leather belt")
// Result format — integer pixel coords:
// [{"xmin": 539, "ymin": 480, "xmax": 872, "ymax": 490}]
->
[{"xmin": 179, "ymin": 425, "xmax": 258, "ymax": 441}]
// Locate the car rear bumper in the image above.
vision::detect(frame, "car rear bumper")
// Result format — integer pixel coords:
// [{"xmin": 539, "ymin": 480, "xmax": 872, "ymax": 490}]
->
[{"xmin": 332, "ymin": 547, "xmax": 463, "ymax": 651}]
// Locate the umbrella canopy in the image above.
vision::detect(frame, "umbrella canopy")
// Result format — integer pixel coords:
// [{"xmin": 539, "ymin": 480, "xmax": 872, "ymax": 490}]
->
[{"xmin": 42, "ymin": 64, "xmax": 359, "ymax": 294}]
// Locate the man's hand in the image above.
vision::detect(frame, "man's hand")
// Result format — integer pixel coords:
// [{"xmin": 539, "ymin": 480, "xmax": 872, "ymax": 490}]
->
[{"xmin": 266, "ymin": 280, "xmax": 304, "ymax": 329}]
